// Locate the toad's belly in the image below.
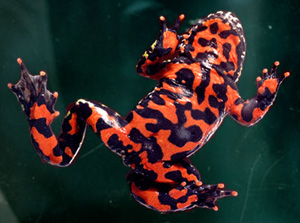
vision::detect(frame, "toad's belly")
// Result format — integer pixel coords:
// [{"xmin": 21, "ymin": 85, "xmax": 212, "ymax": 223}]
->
[{"xmin": 127, "ymin": 104, "xmax": 226, "ymax": 161}]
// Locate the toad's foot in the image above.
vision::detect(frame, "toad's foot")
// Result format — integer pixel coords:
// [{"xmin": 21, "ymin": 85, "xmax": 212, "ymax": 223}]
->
[
  {"xmin": 255, "ymin": 61, "xmax": 290, "ymax": 109},
  {"xmin": 8, "ymin": 58, "xmax": 59, "ymax": 123},
  {"xmin": 195, "ymin": 183, "xmax": 238, "ymax": 211}
]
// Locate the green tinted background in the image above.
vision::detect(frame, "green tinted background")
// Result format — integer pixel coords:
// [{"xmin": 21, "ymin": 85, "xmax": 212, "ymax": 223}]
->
[{"xmin": 0, "ymin": 0, "xmax": 299, "ymax": 222}]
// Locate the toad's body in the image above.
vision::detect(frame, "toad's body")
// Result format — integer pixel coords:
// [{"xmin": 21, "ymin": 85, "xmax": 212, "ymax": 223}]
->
[{"xmin": 9, "ymin": 11, "xmax": 289, "ymax": 212}]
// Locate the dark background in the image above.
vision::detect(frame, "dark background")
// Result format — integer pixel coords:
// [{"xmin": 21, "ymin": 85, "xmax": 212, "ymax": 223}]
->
[{"xmin": 0, "ymin": 0, "xmax": 299, "ymax": 222}]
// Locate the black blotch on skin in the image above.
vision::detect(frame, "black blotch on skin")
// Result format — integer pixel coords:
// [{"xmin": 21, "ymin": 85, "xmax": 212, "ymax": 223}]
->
[
  {"xmin": 195, "ymin": 24, "xmax": 208, "ymax": 32},
  {"xmin": 29, "ymin": 118, "xmax": 53, "ymax": 138},
  {"xmin": 187, "ymin": 24, "xmax": 207, "ymax": 47},
  {"xmin": 126, "ymin": 111, "xmax": 134, "ymax": 123},
  {"xmin": 171, "ymin": 151, "xmax": 190, "ymax": 161},
  {"xmin": 208, "ymin": 95, "xmax": 218, "ymax": 108},
  {"xmin": 128, "ymin": 128, "xmax": 163, "ymax": 163},
  {"xmin": 145, "ymin": 137, "xmax": 164, "ymax": 163},
  {"xmin": 60, "ymin": 109, "xmax": 75, "ymax": 133},
  {"xmin": 143, "ymin": 109, "xmax": 173, "ymax": 133},
  {"xmin": 198, "ymin": 38, "xmax": 217, "ymax": 49},
  {"xmin": 75, "ymin": 102, "xmax": 93, "ymax": 120},
  {"xmin": 53, "ymin": 145, "xmax": 63, "ymax": 157},
  {"xmin": 151, "ymin": 94, "xmax": 166, "ymax": 105},
  {"xmin": 175, "ymin": 68, "xmax": 195, "ymax": 92},
  {"xmin": 128, "ymin": 128, "xmax": 147, "ymax": 143},
  {"xmin": 154, "ymin": 80, "xmax": 185, "ymax": 101},
  {"xmin": 136, "ymin": 57, "xmax": 146, "ymax": 73},
  {"xmin": 163, "ymin": 162, "xmax": 172, "ymax": 168},
  {"xmin": 195, "ymin": 51, "xmax": 218, "ymax": 62},
  {"xmin": 127, "ymin": 170, "xmax": 158, "ymax": 190},
  {"xmin": 107, "ymin": 134, "xmax": 133, "ymax": 157},
  {"xmin": 181, "ymin": 160, "xmax": 200, "ymax": 179},
  {"xmin": 241, "ymin": 100, "xmax": 257, "ymax": 122},
  {"xmin": 184, "ymin": 44, "xmax": 195, "ymax": 55},
  {"xmin": 194, "ymin": 52, "xmax": 206, "ymax": 61},
  {"xmin": 191, "ymin": 108, "xmax": 217, "ymax": 125},
  {"xmin": 96, "ymin": 118, "xmax": 112, "ymax": 133},
  {"xmin": 257, "ymin": 88, "xmax": 275, "ymax": 111},
  {"xmin": 208, "ymin": 95, "xmax": 225, "ymax": 113},
  {"xmin": 148, "ymin": 47, "xmax": 172, "ymax": 61},
  {"xmin": 210, "ymin": 22, "xmax": 219, "ymax": 34},
  {"xmin": 147, "ymin": 64, "xmax": 161, "ymax": 75},
  {"xmin": 172, "ymin": 56, "xmax": 193, "ymax": 65},
  {"xmin": 158, "ymin": 193, "xmax": 177, "ymax": 210},
  {"xmin": 223, "ymin": 43, "xmax": 231, "ymax": 60},
  {"xmin": 165, "ymin": 170, "xmax": 183, "ymax": 182},
  {"xmin": 195, "ymin": 66, "xmax": 210, "ymax": 105},
  {"xmin": 212, "ymin": 84, "xmax": 228, "ymax": 102},
  {"xmin": 220, "ymin": 61, "xmax": 235, "ymax": 72},
  {"xmin": 219, "ymin": 30, "xmax": 235, "ymax": 39}
]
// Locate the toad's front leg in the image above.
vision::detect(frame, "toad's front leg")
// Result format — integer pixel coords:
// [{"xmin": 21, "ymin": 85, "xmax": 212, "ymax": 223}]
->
[
  {"xmin": 227, "ymin": 61, "xmax": 289, "ymax": 126},
  {"xmin": 8, "ymin": 59, "xmax": 132, "ymax": 166},
  {"xmin": 136, "ymin": 14, "xmax": 185, "ymax": 79}
]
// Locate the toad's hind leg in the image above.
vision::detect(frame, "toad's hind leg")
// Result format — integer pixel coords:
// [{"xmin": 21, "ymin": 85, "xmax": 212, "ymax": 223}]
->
[
  {"xmin": 128, "ymin": 160, "xmax": 237, "ymax": 212},
  {"xmin": 8, "ymin": 59, "xmax": 131, "ymax": 166}
]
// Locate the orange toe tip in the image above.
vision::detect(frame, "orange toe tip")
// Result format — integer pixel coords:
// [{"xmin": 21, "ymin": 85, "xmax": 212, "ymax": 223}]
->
[
  {"xmin": 258, "ymin": 87, "xmax": 265, "ymax": 95},
  {"xmin": 159, "ymin": 16, "xmax": 166, "ymax": 21},
  {"xmin": 17, "ymin": 58, "xmax": 22, "ymax": 65},
  {"xmin": 179, "ymin": 14, "xmax": 185, "ymax": 20},
  {"xmin": 217, "ymin": 183, "xmax": 225, "ymax": 189},
  {"xmin": 195, "ymin": 181, "xmax": 203, "ymax": 186},
  {"xmin": 284, "ymin": 72, "xmax": 290, "ymax": 77},
  {"xmin": 274, "ymin": 61, "xmax": 280, "ymax": 66},
  {"xmin": 7, "ymin": 83, "xmax": 12, "ymax": 89},
  {"xmin": 232, "ymin": 191, "xmax": 238, "ymax": 196},
  {"xmin": 53, "ymin": 111, "xmax": 60, "ymax": 118},
  {"xmin": 40, "ymin": 71, "xmax": 46, "ymax": 76},
  {"xmin": 181, "ymin": 181, "xmax": 187, "ymax": 187},
  {"xmin": 256, "ymin": 76, "xmax": 262, "ymax": 82},
  {"xmin": 262, "ymin": 68, "xmax": 268, "ymax": 73},
  {"xmin": 182, "ymin": 34, "xmax": 189, "ymax": 39},
  {"xmin": 53, "ymin": 92, "xmax": 59, "ymax": 98},
  {"xmin": 212, "ymin": 206, "xmax": 219, "ymax": 211}
]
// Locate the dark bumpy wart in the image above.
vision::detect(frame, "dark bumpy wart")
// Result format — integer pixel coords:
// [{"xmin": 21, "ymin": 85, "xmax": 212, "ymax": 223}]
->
[{"xmin": 8, "ymin": 11, "xmax": 289, "ymax": 212}]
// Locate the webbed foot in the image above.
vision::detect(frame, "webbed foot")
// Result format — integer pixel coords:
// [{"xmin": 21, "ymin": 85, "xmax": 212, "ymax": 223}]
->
[
  {"xmin": 153, "ymin": 14, "xmax": 185, "ymax": 57},
  {"xmin": 254, "ymin": 61, "xmax": 290, "ymax": 110},
  {"xmin": 136, "ymin": 14, "xmax": 186, "ymax": 77},
  {"xmin": 256, "ymin": 61, "xmax": 289, "ymax": 97},
  {"xmin": 8, "ymin": 58, "xmax": 59, "ymax": 123},
  {"xmin": 196, "ymin": 183, "xmax": 237, "ymax": 211}
]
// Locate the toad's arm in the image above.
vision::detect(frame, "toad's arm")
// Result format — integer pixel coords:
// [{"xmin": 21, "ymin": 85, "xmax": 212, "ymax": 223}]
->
[
  {"xmin": 227, "ymin": 62, "xmax": 289, "ymax": 126},
  {"xmin": 136, "ymin": 14, "xmax": 185, "ymax": 79}
]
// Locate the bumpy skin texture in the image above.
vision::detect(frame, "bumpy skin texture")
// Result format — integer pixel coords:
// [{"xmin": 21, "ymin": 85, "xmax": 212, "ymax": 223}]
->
[{"xmin": 8, "ymin": 11, "xmax": 289, "ymax": 212}]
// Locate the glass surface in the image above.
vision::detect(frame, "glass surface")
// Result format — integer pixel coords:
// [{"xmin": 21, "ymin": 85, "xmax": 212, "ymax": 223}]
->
[{"xmin": 0, "ymin": 0, "xmax": 299, "ymax": 222}]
